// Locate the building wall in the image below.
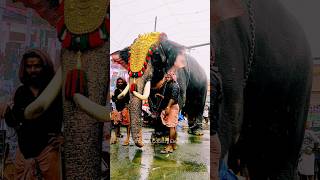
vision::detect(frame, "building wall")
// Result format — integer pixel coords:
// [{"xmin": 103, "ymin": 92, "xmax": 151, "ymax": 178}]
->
[{"xmin": 0, "ymin": 1, "xmax": 60, "ymax": 102}]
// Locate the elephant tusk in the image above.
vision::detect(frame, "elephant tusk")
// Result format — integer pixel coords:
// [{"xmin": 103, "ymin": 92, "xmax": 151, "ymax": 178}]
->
[
  {"xmin": 117, "ymin": 84, "xmax": 129, "ymax": 99},
  {"xmin": 24, "ymin": 67, "xmax": 62, "ymax": 120},
  {"xmin": 132, "ymin": 81, "xmax": 151, "ymax": 100},
  {"xmin": 73, "ymin": 93, "xmax": 110, "ymax": 122}
]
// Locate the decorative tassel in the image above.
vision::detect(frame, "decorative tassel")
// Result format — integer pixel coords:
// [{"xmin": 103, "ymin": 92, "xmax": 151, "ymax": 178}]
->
[
  {"xmin": 142, "ymin": 99, "xmax": 151, "ymax": 114},
  {"xmin": 62, "ymin": 30, "xmax": 72, "ymax": 49},
  {"xmin": 89, "ymin": 29, "xmax": 104, "ymax": 48},
  {"xmin": 65, "ymin": 51, "xmax": 88, "ymax": 100},
  {"xmin": 142, "ymin": 99, "xmax": 149, "ymax": 107},
  {"xmin": 130, "ymin": 78, "xmax": 137, "ymax": 92}
]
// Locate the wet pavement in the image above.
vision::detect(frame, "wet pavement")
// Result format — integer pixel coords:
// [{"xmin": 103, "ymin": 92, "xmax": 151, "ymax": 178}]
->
[{"xmin": 110, "ymin": 123, "xmax": 210, "ymax": 180}]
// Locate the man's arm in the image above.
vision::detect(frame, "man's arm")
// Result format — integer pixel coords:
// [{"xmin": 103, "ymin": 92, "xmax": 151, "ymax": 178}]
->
[
  {"xmin": 165, "ymin": 99, "xmax": 175, "ymax": 114},
  {"xmin": 5, "ymin": 91, "xmax": 25, "ymax": 128},
  {"xmin": 4, "ymin": 106, "xmax": 20, "ymax": 128},
  {"xmin": 0, "ymin": 103, "xmax": 9, "ymax": 119},
  {"xmin": 165, "ymin": 83, "xmax": 180, "ymax": 114},
  {"xmin": 112, "ymin": 89, "xmax": 120, "ymax": 102}
]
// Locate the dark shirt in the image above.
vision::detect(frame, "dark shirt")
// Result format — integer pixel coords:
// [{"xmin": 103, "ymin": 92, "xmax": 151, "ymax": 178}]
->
[
  {"xmin": 159, "ymin": 81, "xmax": 180, "ymax": 110},
  {"xmin": 5, "ymin": 85, "xmax": 62, "ymax": 159},
  {"xmin": 112, "ymin": 88, "xmax": 130, "ymax": 111}
]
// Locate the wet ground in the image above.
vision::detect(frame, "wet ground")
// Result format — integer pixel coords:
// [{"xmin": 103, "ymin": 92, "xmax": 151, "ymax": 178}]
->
[{"xmin": 110, "ymin": 123, "xmax": 210, "ymax": 180}]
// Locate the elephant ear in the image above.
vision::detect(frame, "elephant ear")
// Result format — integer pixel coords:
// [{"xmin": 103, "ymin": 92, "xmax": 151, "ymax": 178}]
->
[
  {"xmin": 159, "ymin": 40, "xmax": 186, "ymax": 71},
  {"xmin": 212, "ymin": 0, "xmax": 245, "ymax": 26},
  {"xmin": 111, "ymin": 47, "xmax": 130, "ymax": 70},
  {"xmin": 15, "ymin": 0, "xmax": 64, "ymax": 27}
]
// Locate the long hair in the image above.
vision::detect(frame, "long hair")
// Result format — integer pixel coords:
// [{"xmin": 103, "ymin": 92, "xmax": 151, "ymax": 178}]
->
[
  {"xmin": 19, "ymin": 49, "xmax": 55, "ymax": 88},
  {"xmin": 116, "ymin": 77, "xmax": 127, "ymax": 90}
]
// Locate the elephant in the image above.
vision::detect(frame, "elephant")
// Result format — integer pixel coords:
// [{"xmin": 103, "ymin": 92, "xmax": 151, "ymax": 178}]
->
[
  {"xmin": 111, "ymin": 32, "xmax": 208, "ymax": 147},
  {"xmin": 15, "ymin": 0, "xmax": 110, "ymax": 179},
  {"xmin": 212, "ymin": 0, "xmax": 313, "ymax": 179}
]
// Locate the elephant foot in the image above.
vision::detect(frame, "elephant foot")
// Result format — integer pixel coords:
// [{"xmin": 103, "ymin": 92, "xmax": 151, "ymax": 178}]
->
[
  {"xmin": 160, "ymin": 144, "xmax": 173, "ymax": 154},
  {"xmin": 122, "ymin": 138, "xmax": 130, "ymax": 146},
  {"xmin": 172, "ymin": 143, "xmax": 177, "ymax": 150},
  {"xmin": 188, "ymin": 129, "xmax": 204, "ymax": 136},
  {"xmin": 135, "ymin": 141, "xmax": 144, "ymax": 148},
  {"xmin": 111, "ymin": 138, "xmax": 118, "ymax": 144},
  {"xmin": 134, "ymin": 129, "xmax": 144, "ymax": 148},
  {"xmin": 111, "ymin": 134, "xmax": 118, "ymax": 144}
]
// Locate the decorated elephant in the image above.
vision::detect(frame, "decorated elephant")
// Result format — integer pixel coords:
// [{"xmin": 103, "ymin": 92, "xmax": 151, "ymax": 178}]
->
[
  {"xmin": 15, "ymin": 0, "xmax": 110, "ymax": 179},
  {"xmin": 212, "ymin": 0, "xmax": 312, "ymax": 179},
  {"xmin": 111, "ymin": 32, "xmax": 208, "ymax": 147}
]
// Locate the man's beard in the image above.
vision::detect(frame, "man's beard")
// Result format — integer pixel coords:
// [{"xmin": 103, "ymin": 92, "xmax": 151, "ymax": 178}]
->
[
  {"xmin": 116, "ymin": 83, "xmax": 126, "ymax": 90},
  {"xmin": 25, "ymin": 75, "xmax": 48, "ymax": 89}
]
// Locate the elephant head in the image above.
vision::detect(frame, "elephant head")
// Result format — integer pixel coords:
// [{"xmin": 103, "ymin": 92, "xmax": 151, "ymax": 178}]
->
[
  {"xmin": 111, "ymin": 32, "xmax": 187, "ymax": 147},
  {"xmin": 19, "ymin": 0, "xmax": 110, "ymax": 178}
]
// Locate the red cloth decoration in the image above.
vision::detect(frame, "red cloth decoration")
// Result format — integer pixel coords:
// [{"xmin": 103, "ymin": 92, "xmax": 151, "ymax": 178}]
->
[
  {"xmin": 62, "ymin": 32, "xmax": 72, "ymax": 49},
  {"xmin": 130, "ymin": 83, "xmax": 137, "ymax": 92},
  {"xmin": 65, "ymin": 69, "xmax": 88, "ymax": 100},
  {"xmin": 56, "ymin": 17, "xmax": 64, "ymax": 35},
  {"xmin": 89, "ymin": 30, "xmax": 104, "ymax": 48}
]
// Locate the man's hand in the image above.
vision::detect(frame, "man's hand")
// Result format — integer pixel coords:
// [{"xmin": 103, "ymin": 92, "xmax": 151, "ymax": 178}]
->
[
  {"xmin": 165, "ymin": 99, "xmax": 175, "ymax": 115},
  {"xmin": 165, "ymin": 107, "xmax": 170, "ymax": 115},
  {"xmin": 48, "ymin": 135, "xmax": 64, "ymax": 149},
  {"xmin": 155, "ymin": 93, "xmax": 164, "ymax": 99}
]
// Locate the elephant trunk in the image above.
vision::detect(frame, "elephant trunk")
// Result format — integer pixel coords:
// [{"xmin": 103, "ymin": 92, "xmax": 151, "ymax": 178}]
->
[
  {"xmin": 128, "ymin": 77, "xmax": 150, "ymax": 147},
  {"xmin": 62, "ymin": 43, "xmax": 109, "ymax": 179},
  {"xmin": 213, "ymin": 20, "xmax": 247, "ymax": 158}
]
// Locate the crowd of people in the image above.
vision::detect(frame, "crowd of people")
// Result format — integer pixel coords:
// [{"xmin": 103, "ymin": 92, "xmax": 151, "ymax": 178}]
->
[{"xmin": 298, "ymin": 122, "xmax": 320, "ymax": 180}]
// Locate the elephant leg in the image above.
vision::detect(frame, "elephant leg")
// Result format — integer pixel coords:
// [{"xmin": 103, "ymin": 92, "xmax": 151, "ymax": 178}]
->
[
  {"xmin": 61, "ymin": 43, "xmax": 109, "ymax": 179},
  {"xmin": 185, "ymin": 88, "xmax": 207, "ymax": 135}
]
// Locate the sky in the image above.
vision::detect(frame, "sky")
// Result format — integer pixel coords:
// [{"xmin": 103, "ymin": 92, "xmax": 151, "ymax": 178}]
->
[
  {"xmin": 110, "ymin": 0, "xmax": 210, "ymax": 78},
  {"xmin": 279, "ymin": 0, "xmax": 320, "ymax": 58}
]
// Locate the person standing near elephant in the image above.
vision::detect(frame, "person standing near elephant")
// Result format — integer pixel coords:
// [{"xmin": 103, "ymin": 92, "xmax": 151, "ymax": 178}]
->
[
  {"xmin": 158, "ymin": 71, "xmax": 180, "ymax": 154},
  {"xmin": 3, "ymin": 49, "xmax": 63, "ymax": 180},
  {"xmin": 203, "ymin": 105, "xmax": 209, "ymax": 124},
  {"xmin": 111, "ymin": 77, "xmax": 131, "ymax": 146},
  {"xmin": 298, "ymin": 122, "xmax": 320, "ymax": 180}
]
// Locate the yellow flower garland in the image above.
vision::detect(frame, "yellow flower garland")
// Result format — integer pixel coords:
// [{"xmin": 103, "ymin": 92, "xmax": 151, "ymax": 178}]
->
[{"xmin": 129, "ymin": 32, "xmax": 162, "ymax": 73}]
